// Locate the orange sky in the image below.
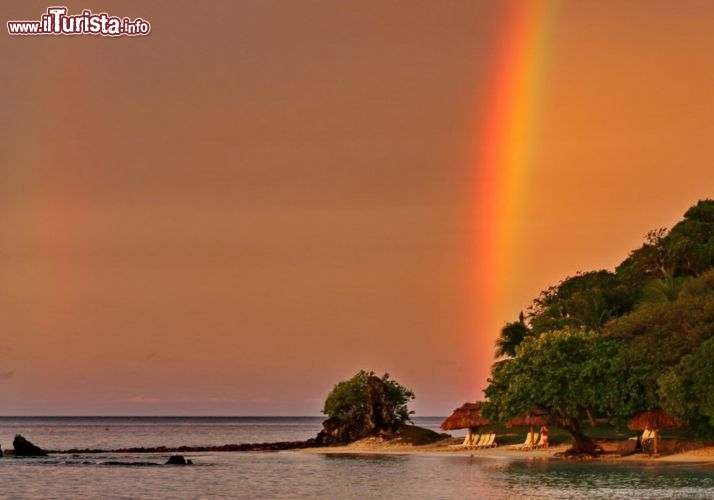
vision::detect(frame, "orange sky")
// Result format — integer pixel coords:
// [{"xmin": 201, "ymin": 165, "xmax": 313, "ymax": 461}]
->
[{"xmin": 2, "ymin": 1, "xmax": 714, "ymax": 416}]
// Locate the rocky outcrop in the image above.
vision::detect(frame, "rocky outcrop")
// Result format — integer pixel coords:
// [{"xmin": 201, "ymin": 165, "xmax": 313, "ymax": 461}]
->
[
  {"xmin": 13, "ymin": 435, "xmax": 47, "ymax": 456},
  {"xmin": 51, "ymin": 439, "xmax": 317, "ymax": 454},
  {"xmin": 166, "ymin": 455, "xmax": 192, "ymax": 465},
  {"xmin": 315, "ymin": 375, "xmax": 403, "ymax": 446}
]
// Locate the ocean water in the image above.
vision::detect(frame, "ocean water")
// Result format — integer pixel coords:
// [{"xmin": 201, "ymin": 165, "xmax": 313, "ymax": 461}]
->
[{"xmin": 1, "ymin": 417, "xmax": 713, "ymax": 499}]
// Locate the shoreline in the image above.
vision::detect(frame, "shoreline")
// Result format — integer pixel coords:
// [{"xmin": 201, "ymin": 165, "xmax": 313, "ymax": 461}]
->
[{"xmin": 300, "ymin": 437, "xmax": 714, "ymax": 466}]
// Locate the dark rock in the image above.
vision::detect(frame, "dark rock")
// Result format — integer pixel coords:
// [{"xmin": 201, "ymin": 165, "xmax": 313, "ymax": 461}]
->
[
  {"xmin": 13, "ymin": 435, "xmax": 47, "ymax": 456},
  {"xmin": 49, "ymin": 439, "xmax": 317, "ymax": 455},
  {"xmin": 166, "ymin": 455, "xmax": 187, "ymax": 465},
  {"xmin": 0, "ymin": 444, "xmax": 3, "ymax": 457}
]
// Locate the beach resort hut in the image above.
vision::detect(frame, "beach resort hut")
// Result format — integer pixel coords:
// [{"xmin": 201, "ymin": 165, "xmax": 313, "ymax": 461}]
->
[
  {"xmin": 441, "ymin": 402, "xmax": 493, "ymax": 444},
  {"xmin": 627, "ymin": 409, "xmax": 683, "ymax": 455},
  {"xmin": 507, "ymin": 409, "xmax": 556, "ymax": 449},
  {"xmin": 506, "ymin": 408, "xmax": 555, "ymax": 432}
]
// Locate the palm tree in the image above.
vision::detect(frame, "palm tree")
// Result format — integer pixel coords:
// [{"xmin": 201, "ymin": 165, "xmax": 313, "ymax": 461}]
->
[{"xmin": 495, "ymin": 312, "xmax": 530, "ymax": 358}]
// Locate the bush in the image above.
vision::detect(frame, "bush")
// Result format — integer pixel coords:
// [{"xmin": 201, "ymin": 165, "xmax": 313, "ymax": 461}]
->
[{"xmin": 318, "ymin": 370, "xmax": 414, "ymax": 444}]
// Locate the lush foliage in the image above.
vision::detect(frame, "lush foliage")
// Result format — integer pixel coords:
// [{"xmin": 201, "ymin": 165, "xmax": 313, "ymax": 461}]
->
[
  {"xmin": 658, "ymin": 337, "xmax": 714, "ymax": 436},
  {"xmin": 484, "ymin": 330, "xmax": 625, "ymax": 453},
  {"xmin": 488, "ymin": 199, "xmax": 714, "ymax": 445},
  {"xmin": 495, "ymin": 312, "xmax": 530, "ymax": 358},
  {"xmin": 322, "ymin": 370, "xmax": 414, "ymax": 425}
]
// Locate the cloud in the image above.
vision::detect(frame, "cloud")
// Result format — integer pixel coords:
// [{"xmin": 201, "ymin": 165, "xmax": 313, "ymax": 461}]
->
[
  {"xmin": 0, "ymin": 370, "xmax": 15, "ymax": 380},
  {"xmin": 125, "ymin": 396, "xmax": 161, "ymax": 404}
]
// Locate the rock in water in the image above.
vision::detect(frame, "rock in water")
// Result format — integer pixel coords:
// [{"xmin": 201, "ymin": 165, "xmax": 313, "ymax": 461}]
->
[
  {"xmin": 13, "ymin": 435, "xmax": 47, "ymax": 456},
  {"xmin": 166, "ymin": 455, "xmax": 187, "ymax": 465}
]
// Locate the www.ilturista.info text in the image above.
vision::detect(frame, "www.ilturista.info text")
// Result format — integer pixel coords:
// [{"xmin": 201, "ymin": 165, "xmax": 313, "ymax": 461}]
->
[{"xmin": 7, "ymin": 7, "xmax": 150, "ymax": 36}]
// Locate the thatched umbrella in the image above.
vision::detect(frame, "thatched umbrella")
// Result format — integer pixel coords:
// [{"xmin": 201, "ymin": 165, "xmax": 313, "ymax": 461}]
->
[
  {"xmin": 627, "ymin": 409, "xmax": 684, "ymax": 455},
  {"xmin": 506, "ymin": 408, "xmax": 556, "ymax": 435},
  {"xmin": 441, "ymin": 402, "xmax": 492, "ymax": 436}
]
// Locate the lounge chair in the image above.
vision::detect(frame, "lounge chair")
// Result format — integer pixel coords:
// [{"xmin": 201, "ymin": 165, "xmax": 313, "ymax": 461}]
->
[
  {"xmin": 640, "ymin": 429, "xmax": 656, "ymax": 452},
  {"xmin": 476, "ymin": 433, "xmax": 497, "ymax": 449},
  {"xmin": 532, "ymin": 433, "xmax": 548, "ymax": 449},
  {"xmin": 629, "ymin": 429, "xmax": 653, "ymax": 442},
  {"xmin": 512, "ymin": 432, "xmax": 539, "ymax": 450},
  {"xmin": 469, "ymin": 433, "xmax": 489, "ymax": 449},
  {"xmin": 449, "ymin": 433, "xmax": 477, "ymax": 450}
]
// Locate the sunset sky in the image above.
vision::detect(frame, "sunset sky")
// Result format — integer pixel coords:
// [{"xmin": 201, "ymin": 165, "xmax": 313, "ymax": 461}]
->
[{"xmin": 2, "ymin": 0, "xmax": 714, "ymax": 416}]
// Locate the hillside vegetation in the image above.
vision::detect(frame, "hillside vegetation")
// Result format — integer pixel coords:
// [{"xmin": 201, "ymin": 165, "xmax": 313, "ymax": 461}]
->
[{"xmin": 483, "ymin": 200, "xmax": 714, "ymax": 453}]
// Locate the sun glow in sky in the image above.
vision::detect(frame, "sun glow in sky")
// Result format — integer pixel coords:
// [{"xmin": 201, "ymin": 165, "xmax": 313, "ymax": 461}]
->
[{"xmin": 2, "ymin": 0, "xmax": 714, "ymax": 416}]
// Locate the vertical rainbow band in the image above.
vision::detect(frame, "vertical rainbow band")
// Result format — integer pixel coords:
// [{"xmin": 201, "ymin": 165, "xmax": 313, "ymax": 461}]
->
[{"xmin": 473, "ymin": 0, "xmax": 556, "ymax": 373}]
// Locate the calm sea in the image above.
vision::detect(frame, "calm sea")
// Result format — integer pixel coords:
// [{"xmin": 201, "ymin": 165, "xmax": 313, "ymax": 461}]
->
[{"xmin": 1, "ymin": 417, "xmax": 713, "ymax": 499}]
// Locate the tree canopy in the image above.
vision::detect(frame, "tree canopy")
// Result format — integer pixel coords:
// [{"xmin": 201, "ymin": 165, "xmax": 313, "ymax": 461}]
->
[
  {"xmin": 318, "ymin": 370, "xmax": 414, "ymax": 445},
  {"xmin": 658, "ymin": 336, "xmax": 714, "ymax": 436},
  {"xmin": 484, "ymin": 329, "xmax": 625, "ymax": 454},
  {"xmin": 487, "ymin": 199, "xmax": 714, "ymax": 451}
]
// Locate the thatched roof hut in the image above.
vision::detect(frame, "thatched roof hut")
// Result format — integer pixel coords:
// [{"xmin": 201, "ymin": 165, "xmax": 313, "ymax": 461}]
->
[
  {"xmin": 627, "ymin": 409, "xmax": 683, "ymax": 455},
  {"xmin": 627, "ymin": 409, "xmax": 683, "ymax": 431},
  {"xmin": 506, "ymin": 408, "xmax": 555, "ymax": 429},
  {"xmin": 440, "ymin": 402, "xmax": 493, "ymax": 431}
]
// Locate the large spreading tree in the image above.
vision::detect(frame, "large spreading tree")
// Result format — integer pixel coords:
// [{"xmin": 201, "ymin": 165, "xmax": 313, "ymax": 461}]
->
[{"xmin": 484, "ymin": 329, "xmax": 627, "ymax": 455}]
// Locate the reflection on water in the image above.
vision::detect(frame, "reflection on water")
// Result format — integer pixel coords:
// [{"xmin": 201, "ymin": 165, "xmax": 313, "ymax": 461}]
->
[
  {"xmin": 2, "ymin": 452, "xmax": 714, "ymax": 499},
  {"xmin": 323, "ymin": 453, "xmax": 408, "ymax": 462},
  {"xmin": 473, "ymin": 458, "xmax": 714, "ymax": 499},
  {"xmin": 1, "ymin": 418, "xmax": 713, "ymax": 499},
  {"xmin": 315, "ymin": 454, "xmax": 714, "ymax": 500}
]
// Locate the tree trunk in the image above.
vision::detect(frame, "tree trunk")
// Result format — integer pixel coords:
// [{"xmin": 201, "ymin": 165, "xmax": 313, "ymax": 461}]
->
[
  {"xmin": 560, "ymin": 417, "xmax": 602, "ymax": 456},
  {"xmin": 584, "ymin": 407, "xmax": 597, "ymax": 429}
]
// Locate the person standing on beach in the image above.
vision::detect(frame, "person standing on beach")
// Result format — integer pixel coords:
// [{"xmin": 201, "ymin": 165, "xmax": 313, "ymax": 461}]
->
[{"xmin": 540, "ymin": 425, "xmax": 549, "ymax": 449}]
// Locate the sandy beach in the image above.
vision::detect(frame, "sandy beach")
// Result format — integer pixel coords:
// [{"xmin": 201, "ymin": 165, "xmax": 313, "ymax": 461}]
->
[{"xmin": 303, "ymin": 437, "xmax": 714, "ymax": 465}]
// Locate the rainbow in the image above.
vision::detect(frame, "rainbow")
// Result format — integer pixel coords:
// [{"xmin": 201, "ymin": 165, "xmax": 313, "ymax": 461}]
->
[
  {"xmin": 472, "ymin": 0, "xmax": 557, "ymax": 382},
  {"xmin": 17, "ymin": 42, "xmax": 92, "ymax": 354}
]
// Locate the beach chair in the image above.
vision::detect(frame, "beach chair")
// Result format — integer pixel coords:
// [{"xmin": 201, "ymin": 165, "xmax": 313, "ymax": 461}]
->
[
  {"xmin": 488, "ymin": 433, "xmax": 498, "ymax": 448},
  {"xmin": 510, "ymin": 432, "xmax": 531, "ymax": 450},
  {"xmin": 476, "ymin": 433, "xmax": 497, "ymax": 449},
  {"xmin": 640, "ymin": 429, "xmax": 656, "ymax": 452},
  {"xmin": 449, "ymin": 433, "xmax": 477, "ymax": 450},
  {"xmin": 469, "ymin": 433, "xmax": 489, "ymax": 449},
  {"xmin": 513, "ymin": 432, "xmax": 539, "ymax": 450},
  {"xmin": 449, "ymin": 433, "xmax": 473, "ymax": 450},
  {"xmin": 532, "ymin": 433, "xmax": 548, "ymax": 449}
]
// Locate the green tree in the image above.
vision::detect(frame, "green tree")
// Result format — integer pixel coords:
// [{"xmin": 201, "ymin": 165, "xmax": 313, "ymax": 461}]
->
[
  {"xmin": 658, "ymin": 337, "xmax": 714, "ymax": 437},
  {"xmin": 483, "ymin": 329, "xmax": 628, "ymax": 455},
  {"xmin": 483, "ymin": 199, "xmax": 714, "ymax": 451},
  {"xmin": 528, "ymin": 271, "xmax": 633, "ymax": 335},
  {"xmin": 319, "ymin": 371, "xmax": 414, "ymax": 444},
  {"xmin": 617, "ymin": 200, "xmax": 714, "ymax": 285},
  {"xmin": 639, "ymin": 275, "xmax": 684, "ymax": 305},
  {"xmin": 605, "ymin": 268, "xmax": 714, "ymax": 411},
  {"xmin": 495, "ymin": 312, "xmax": 530, "ymax": 358}
]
